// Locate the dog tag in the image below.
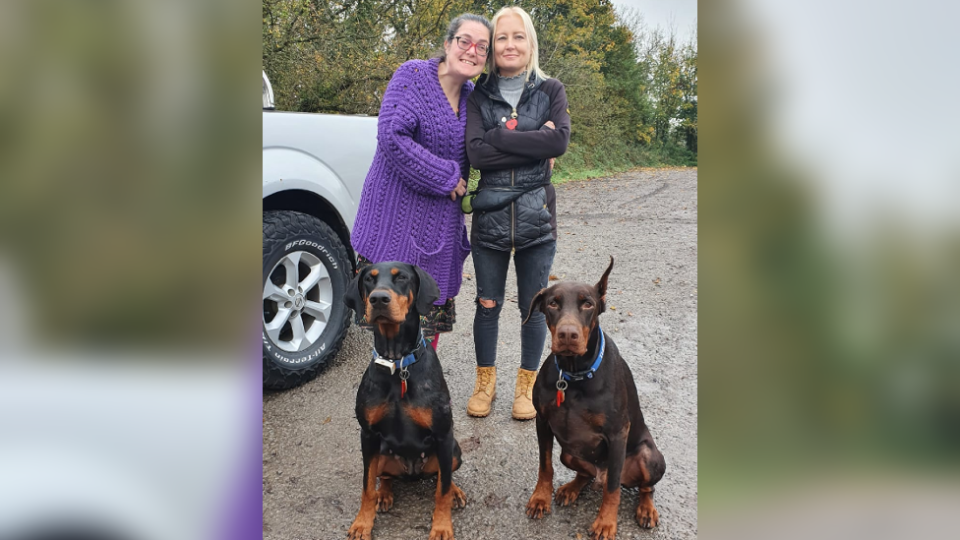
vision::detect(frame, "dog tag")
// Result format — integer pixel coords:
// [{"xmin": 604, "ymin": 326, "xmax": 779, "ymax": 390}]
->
[
  {"xmin": 556, "ymin": 377, "xmax": 568, "ymax": 407},
  {"xmin": 399, "ymin": 366, "xmax": 410, "ymax": 399}
]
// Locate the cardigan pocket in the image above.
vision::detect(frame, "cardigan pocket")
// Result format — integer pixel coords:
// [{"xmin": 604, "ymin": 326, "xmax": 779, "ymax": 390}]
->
[{"xmin": 410, "ymin": 234, "xmax": 446, "ymax": 271}]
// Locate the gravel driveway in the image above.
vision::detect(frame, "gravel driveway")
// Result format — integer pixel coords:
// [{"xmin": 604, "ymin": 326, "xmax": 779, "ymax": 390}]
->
[{"xmin": 263, "ymin": 167, "xmax": 698, "ymax": 539}]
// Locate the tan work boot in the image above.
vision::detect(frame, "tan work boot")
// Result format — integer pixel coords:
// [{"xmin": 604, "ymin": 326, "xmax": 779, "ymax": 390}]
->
[
  {"xmin": 467, "ymin": 366, "xmax": 497, "ymax": 417},
  {"xmin": 512, "ymin": 368, "xmax": 538, "ymax": 420}
]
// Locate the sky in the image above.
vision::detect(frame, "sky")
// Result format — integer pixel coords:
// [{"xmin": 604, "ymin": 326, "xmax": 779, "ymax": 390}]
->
[
  {"xmin": 737, "ymin": 0, "xmax": 960, "ymax": 235},
  {"xmin": 610, "ymin": 0, "xmax": 698, "ymax": 44}
]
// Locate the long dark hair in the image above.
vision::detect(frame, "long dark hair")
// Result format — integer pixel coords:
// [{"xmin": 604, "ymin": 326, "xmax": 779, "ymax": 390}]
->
[{"xmin": 434, "ymin": 13, "xmax": 493, "ymax": 62}]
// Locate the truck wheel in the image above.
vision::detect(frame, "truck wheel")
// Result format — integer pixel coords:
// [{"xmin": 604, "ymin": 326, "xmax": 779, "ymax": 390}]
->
[{"xmin": 262, "ymin": 211, "xmax": 352, "ymax": 390}]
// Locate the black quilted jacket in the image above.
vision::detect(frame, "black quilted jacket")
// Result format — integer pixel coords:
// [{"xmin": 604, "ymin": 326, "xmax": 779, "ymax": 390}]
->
[{"xmin": 465, "ymin": 73, "xmax": 571, "ymax": 251}]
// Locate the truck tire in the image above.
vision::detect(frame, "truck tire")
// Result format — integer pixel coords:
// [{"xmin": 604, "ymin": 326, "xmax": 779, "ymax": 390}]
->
[{"xmin": 262, "ymin": 210, "xmax": 352, "ymax": 390}]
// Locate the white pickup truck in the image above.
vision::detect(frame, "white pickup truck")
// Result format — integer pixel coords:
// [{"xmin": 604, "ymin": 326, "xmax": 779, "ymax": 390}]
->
[{"xmin": 262, "ymin": 72, "xmax": 378, "ymax": 390}]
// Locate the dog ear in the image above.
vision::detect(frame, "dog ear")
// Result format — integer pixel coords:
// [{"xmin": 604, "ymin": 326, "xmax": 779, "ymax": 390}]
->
[
  {"xmin": 522, "ymin": 287, "xmax": 548, "ymax": 326},
  {"xmin": 343, "ymin": 266, "xmax": 366, "ymax": 312},
  {"xmin": 413, "ymin": 266, "xmax": 440, "ymax": 314},
  {"xmin": 595, "ymin": 256, "xmax": 614, "ymax": 313}
]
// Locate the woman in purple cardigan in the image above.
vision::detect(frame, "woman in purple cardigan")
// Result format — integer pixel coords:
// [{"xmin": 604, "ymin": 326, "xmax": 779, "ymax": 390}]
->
[{"xmin": 350, "ymin": 13, "xmax": 492, "ymax": 349}]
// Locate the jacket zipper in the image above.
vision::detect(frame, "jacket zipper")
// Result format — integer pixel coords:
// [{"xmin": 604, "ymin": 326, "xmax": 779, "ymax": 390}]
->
[
  {"xmin": 510, "ymin": 168, "xmax": 516, "ymax": 251},
  {"xmin": 487, "ymin": 79, "xmax": 532, "ymax": 252}
]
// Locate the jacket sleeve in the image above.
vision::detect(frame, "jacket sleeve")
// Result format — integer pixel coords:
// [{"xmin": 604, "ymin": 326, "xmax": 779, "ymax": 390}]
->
[
  {"xmin": 482, "ymin": 80, "xmax": 571, "ymax": 160},
  {"xmin": 377, "ymin": 63, "xmax": 461, "ymax": 197},
  {"xmin": 465, "ymin": 92, "xmax": 540, "ymax": 170}
]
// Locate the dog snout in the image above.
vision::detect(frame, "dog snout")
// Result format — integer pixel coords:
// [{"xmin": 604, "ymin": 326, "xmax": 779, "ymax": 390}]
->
[
  {"xmin": 556, "ymin": 323, "xmax": 580, "ymax": 344},
  {"xmin": 368, "ymin": 290, "xmax": 391, "ymax": 307},
  {"xmin": 552, "ymin": 314, "xmax": 589, "ymax": 354}
]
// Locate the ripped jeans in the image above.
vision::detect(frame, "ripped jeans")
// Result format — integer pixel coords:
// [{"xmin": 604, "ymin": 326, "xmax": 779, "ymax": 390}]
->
[{"xmin": 472, "ymin": 241, "xmax": 556, "ymax": 371}]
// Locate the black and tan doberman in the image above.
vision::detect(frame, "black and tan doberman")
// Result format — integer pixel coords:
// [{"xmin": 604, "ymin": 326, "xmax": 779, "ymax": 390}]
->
[
  {"xmin": 343, "ymin": 262, "xmax": 465, "ymax": 540},
  {"xmin": 523, "ymin": 257, "xmax": 666, "ymax": 540}
]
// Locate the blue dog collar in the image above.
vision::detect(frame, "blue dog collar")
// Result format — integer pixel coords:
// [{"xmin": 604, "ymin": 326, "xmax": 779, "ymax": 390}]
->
[
  {"xmin": 555, "ymin": 327, "xmax": 605, "ymax": 382},
  {"xmin": 373, "ymin": 333, "xmax": 426, "ymax": 376}
]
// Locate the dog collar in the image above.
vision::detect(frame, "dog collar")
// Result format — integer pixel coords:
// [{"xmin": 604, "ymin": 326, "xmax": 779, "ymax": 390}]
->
[
  {"xmin": 555, "ymin": 327, "xmax": 606, "ymax": 382},
  {"xmin": 372, "ymin": 333, "xmax": 426, "ymax": 376}
]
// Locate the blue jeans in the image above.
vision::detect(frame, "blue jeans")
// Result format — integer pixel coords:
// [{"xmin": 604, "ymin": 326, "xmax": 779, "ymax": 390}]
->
[{"xmin": 472, "ymin": 241, "xmax": 557, "ymax": 371}]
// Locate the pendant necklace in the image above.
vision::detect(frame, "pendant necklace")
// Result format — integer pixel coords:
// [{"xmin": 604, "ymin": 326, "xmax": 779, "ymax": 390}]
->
[{"xmin": 506, "ymin": 109, "xmax": 518, "ymax": 130}]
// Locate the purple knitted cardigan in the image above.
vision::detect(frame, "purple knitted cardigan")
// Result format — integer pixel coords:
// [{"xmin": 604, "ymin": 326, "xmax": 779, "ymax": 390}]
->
[{"xmin": 351, "ymin": 58, "xmax": 473, "ymax": 304}]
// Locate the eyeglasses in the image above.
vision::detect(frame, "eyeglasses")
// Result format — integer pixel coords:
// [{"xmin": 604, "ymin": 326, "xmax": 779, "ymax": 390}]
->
[{"xmin": 454, "ymin": 36, "xmax": 489, "ymax": 57}]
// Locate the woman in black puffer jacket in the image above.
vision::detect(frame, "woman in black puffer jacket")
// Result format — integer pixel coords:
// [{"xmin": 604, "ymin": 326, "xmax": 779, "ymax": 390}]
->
[{"xmin": 464, "ymin": 6, "xmax": 570, "ymax": 420}]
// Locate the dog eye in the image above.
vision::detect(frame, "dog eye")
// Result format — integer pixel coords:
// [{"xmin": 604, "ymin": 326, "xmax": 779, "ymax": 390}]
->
[
  {"xmin": 395, "ymin": 274, "xmax": 407, "ymax": 282},
  {"xmin": 582, "ymin": 301, "xmax": 594, "ymax": 309},
  {"xmin": 548, "ymin": 300, "xmax": 559, "ymax": 308}
]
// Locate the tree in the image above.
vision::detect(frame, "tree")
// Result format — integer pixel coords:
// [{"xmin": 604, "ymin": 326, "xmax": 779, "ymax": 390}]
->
[{"xmin": 262, "ymin": 0, "xmax": 697, "ymax": 171}]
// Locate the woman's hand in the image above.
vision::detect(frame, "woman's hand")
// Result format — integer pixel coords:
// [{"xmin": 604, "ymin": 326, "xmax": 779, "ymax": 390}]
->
[
  {"xmin": 544, "ymin": 122, "xmax": 556, "ymax": 170},
  {"xmin": 450, "ymin": 177, "xmax": 467, "ymax": 200}
]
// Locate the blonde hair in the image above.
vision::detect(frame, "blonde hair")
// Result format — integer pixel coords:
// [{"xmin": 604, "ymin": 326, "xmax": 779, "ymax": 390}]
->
[{"xmin": 489, "ymin": 6, "xmax": 548, "ymax": 82}]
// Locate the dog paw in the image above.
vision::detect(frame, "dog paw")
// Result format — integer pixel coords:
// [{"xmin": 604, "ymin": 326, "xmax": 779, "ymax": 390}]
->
[
  {"xmin": 376, "ymin": 491, "xmax": 393, "ymax": 512},
  {"xmin": 590, "ymin": 516, "xmax": 617, "ymax": 540},
  {"xmin": 554, "ymin": 482, "xmax": 582, "ymax": 506},
  {"xmin": 525, "ymin": 493, "xmax": 552, "ymax": 519},
  {"xmin": 451, "ymin": 483, "xmax": 467, "ymax": 509},
  {"xmin": 428, "ymin": 520, "xmax": 454, "ymax": 540},
  {"xmin": 636, "ymin": 502, "xmax": 660, "ymax": 529},
  {"xmin": 347, "ymin": 519, "xmax": 373, "ymax": 540}
]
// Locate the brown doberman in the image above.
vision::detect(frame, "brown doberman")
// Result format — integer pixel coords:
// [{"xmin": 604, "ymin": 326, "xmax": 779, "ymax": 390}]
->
[
  {"xmin": 523, "ymin": 257, "xmax": 666, "ymax": 540},
  {"xmin": 343, "ymin": 262, "xmax": 465, "ymax": 540}
]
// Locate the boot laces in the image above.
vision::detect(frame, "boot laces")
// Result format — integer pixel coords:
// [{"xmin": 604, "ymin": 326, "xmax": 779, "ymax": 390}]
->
[
  {"xmin": 517, "ymin": 371, "xmax": 535, "ymax": 397},
  {"xmin": 475, "ymin": 368, "xmax": 492, "ymax": 392}
]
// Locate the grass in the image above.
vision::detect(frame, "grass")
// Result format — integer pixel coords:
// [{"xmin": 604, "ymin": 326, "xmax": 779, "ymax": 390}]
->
[
  {"xmin": 551, "ymin": 164, "xmax": 634, "ymax": 184},
  {"xmin": 550, "ymin": 143, "xmax": 696, "ymax": 184},
  {"xmin": 466, "ymin": 144, "xmax": 696, "ymax": 190}
]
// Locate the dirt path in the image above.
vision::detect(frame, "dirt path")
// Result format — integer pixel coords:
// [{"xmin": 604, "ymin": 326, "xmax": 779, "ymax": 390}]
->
[{"xmin": 263, "ymin": 167, "xmax": 698, "ymax": 539}]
